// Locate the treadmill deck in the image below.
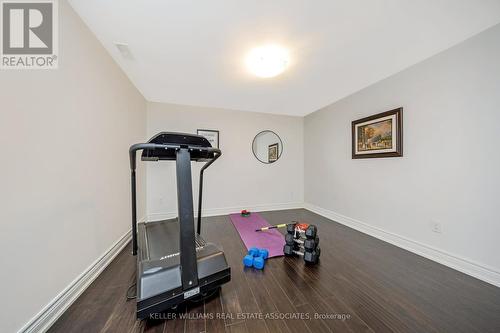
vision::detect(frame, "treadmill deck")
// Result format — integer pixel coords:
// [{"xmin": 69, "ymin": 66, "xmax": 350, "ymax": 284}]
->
[{"xmin": 135, "ymin": 218, "xmax": 231, "ymax": 319}]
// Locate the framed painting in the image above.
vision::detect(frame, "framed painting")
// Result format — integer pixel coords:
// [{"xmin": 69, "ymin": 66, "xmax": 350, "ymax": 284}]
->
[
  {"xmin": 352, "ymin": 108, "xmax": 403, "ymax": 159},
  {"xmin": 268, "ymin": 143, "xmax": 279, "ymax": 163},
  {"xmin": 197, "ymin": 129, "xmax": 219, "ymax": 148}
]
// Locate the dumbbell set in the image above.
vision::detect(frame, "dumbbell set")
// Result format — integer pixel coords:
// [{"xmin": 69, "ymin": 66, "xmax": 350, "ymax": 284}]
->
[
  {"xmin": 283, "ymin": 223, "xmax": 321, "ymax": 264},
  {"xmin": 243, "ymin": 247, "xmax": 269, "ymax": 269}
]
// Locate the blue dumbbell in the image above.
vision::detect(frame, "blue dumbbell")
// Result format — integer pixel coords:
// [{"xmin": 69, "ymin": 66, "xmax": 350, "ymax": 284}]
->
[
  {"xmin": 243, "ymin": 247, "xmax": 269, "ymax": 269},
  {"xmin": 244, "ymin": 247, "xmax": 260, "ymax": 267},
  {"xmin": 248, "ymin": 247, "xmax": 260, "ymax": 257},
  {"xmin": 243, "ymin": 254, "xmax": 254, "ymax": 267},
  {"xmin": 258, "ymin": 249, "xmax": 269, "ymax": 260},
  {"xmin": 253, "ymin": 256, "xmax": 265, "ymax": 269}
]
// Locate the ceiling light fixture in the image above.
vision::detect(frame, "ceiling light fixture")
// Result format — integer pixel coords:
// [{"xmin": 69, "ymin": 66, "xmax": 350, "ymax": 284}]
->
[{"xmin": 245, "ymin": 44, "xmax": 290, "ymax": 78}]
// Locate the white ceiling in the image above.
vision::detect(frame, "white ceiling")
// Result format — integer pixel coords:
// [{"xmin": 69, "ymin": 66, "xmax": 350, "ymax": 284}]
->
[{"xmin": 68, "ymin": 0, "xmax": 500, "ymax": 116}]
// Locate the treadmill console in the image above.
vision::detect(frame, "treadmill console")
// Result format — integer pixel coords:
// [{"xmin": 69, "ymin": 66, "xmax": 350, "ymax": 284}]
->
[{"xmin": 141, "ymin": 132, "xmax": 216, "ymax": 161}]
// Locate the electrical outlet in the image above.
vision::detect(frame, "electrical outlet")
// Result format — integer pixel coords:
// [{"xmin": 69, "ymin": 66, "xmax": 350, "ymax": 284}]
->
[{"xmin": 431, "ymin": 220, "xmax": 442, "ymax": 234}]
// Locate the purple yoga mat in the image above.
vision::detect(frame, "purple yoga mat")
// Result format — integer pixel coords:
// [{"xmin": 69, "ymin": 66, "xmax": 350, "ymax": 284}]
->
[{"xmin": 229, "ymin": 212, "xmax": 285, "ymax": 258}]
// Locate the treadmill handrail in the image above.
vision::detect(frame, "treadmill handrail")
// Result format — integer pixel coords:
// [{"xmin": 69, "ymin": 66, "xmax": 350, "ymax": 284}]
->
[
  {"xmin": 129, "ymin": 143, "xmax": 221, "ymax": 170},
  {"xmin": 197, "ymin": 150, "xmax": 221, "ymax": 234},
  {"xmin": 129, "ymin": 142, "xmax": 221, "ymax": 255}
]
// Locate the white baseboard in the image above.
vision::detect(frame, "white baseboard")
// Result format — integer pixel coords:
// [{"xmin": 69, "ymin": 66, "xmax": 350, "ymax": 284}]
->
[
  {"xmin": 19, "ymin": 229, "xmax": 133, "ymax": 333},
  {"xmin": 304, "ymin": 203, "xmax": 500, "ymax": 288},
  {"xmin": 147, "ymin": 202, "xmax": 304, "ymax": 222}
]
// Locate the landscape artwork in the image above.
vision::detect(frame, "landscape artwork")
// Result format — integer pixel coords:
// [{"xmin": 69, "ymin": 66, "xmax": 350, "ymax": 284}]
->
[
  {"xmin": 357, "ymin": 119, "xmax": 393, "ymax": 151},
  {"xmin": 352, "ymin": 108, "xmax": 403, "ymax": 159}
]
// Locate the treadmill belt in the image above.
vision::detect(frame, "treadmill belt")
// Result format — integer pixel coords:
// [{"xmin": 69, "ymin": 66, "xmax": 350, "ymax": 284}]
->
[{"xmin": 140, "ymin": 218, "xmax": 206, "ymax": 261}]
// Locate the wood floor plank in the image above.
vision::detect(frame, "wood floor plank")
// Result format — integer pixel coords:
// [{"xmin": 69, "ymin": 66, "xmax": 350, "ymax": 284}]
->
[
  {"xmin": 270, "ymin": 259, "xmax": 346, "ymax": 333},
  {"xmin": 226, "ymin": 321, "xmax": 248, "ymax": 333},
  {"xmin": 257, "ymin": 260, "xmax": 312, "ymax": 333},
  {"xmin": 141, "ymin": 319, "xmax": 166, "ymax": 333},
  {"xmin": 47, "ymin": 209, "xmax": 500, "ymax": 333},
  {"xmin": 243, "ymin": 267, "xmax": 290, "ymax": 333},
  {"xmin": 281, "ymin": 256, "xmax": 372, "ymax": 333},
  {"xmin": 164, "ymin": 305, "xmax": 186, "ymax": 333},
  {"xmin": 204, "ymin": 291, "xmax": 225, "ymax": 333},
  {"xmin": 185, "ymin": 300, "xmax": 206, "ymax": 333}
]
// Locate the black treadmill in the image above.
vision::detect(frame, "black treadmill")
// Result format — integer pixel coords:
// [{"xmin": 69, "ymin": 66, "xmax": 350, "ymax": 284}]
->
[{"xmin": 129, "ymin": 132, "xmax": 231, "ymax": 319}]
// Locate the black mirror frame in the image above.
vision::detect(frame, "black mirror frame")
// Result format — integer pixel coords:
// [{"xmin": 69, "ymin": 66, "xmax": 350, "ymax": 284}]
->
[{"xmin": 251, "ymin": 130, "xmax": 284, "ymax": 164}]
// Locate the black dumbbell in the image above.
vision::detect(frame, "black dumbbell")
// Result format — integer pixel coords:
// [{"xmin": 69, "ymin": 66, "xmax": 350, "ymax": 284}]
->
[
  {"xmin": 286, "ymin": 223, "xmax": 296, "ymax": 234},
  {"xmin": 285, "ymin": 234, "xmax": 301, "ymax": 250},
  {"xmin": 303, "ymin": 237, "xmax": 319, "ymax": 251},
  {"xmin": 304, "ymin": 247, "xmax": 321, "ymax": 264},
  {"xmin": 285, "ymin": 233, "xmax": 295, "ymax": 246},
  {"xmin": 283, "ymin": 244, "xmax": 295, "ymax": 256},
  {"xmin": 305, "ymin": 225, "xmax": 317, "ymax": 239}
]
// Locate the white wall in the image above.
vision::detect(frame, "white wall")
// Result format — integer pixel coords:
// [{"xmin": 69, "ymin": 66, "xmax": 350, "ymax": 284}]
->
[
  {"xmin": 146, "ymin": 102, "xmax": 303, "ymax": 219},
  {"xmin": 304, "ymin": 24, "xmax": 500, "ymax": 283},
  {"xmin": 0, "ymin": 1, "xmax": 146, "ymax": 332}
]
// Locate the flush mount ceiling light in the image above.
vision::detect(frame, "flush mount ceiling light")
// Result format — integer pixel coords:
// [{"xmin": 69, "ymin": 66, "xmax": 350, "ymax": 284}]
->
[{"xmin": 245, "ymin": 44, "xmax": 290, "ymax": 78}]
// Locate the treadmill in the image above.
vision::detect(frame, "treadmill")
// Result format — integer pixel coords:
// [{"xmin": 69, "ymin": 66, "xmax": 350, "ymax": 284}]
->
[{"xmin": 129, "ymin": 132, "xmax": 231, "ymax": 319}]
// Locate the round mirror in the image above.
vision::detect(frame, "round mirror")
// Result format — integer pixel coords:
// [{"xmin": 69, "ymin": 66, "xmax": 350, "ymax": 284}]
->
[{"xmin": 252, "ymin": 130, "xmax": 283, "ymax": 164}]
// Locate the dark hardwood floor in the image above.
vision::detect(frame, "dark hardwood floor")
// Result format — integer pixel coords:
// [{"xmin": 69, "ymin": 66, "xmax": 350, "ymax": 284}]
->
[{"xmin": 49, "ymin": 209, "xmax": 500, "ymax": 333}]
